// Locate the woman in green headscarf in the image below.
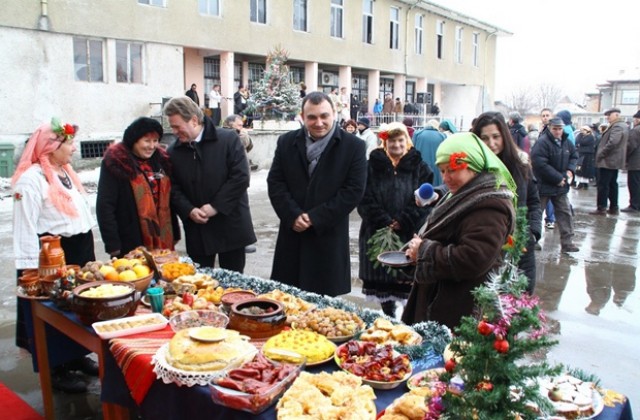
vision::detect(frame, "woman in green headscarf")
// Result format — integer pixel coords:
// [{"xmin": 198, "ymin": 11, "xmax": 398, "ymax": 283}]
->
[{"xmin": 401, "ymin": 132, "xmax": 516, "ymax": 329}]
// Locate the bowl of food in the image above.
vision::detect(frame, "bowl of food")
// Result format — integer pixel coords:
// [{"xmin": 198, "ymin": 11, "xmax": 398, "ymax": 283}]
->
[
  {"xmin": 220, "ymin": 290, "xmax": 257, "ymax": 312},
  {"xmin": 227, "ymin": 298, "xmax": 286, "ymax": 339},
  {"xmin": 71, "ymin": 281, "xmax": 140, "ymax": 325},
  {"xmin": 169, "ymin": 309, "xmax": 229, "ymax": 332},
  {"xmin": 160, "ymin": 261, "xmax": 196, "ymax": 282}
]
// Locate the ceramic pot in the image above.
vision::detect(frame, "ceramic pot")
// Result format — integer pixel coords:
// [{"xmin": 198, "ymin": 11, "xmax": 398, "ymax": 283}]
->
[
  {"xmin": 71, "ymin": 281, "xmax": 140, "ymax": 325},
  {"xmin": 19, "ymin": 276, "xmax": 41, "ymax": 296},
  {"xmin": 39, "ymin": 274, "xmax": 60, "ymax": 296},
  {"xmin": 38, "ymin": 235, "xmax": 66, "ymax": 278},
  {"xmin": 227, "ymin": 298, "xmax": 286, "ymax": 339}
]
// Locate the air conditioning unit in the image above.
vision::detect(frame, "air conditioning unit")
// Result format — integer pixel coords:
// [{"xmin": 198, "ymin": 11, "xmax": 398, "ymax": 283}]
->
[{"xmin": 321, "ymin": 72, "xmax": 337, "ymax": 86}]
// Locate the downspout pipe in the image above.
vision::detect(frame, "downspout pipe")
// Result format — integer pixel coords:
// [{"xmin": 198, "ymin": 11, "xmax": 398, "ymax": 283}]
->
[
  {"xmin": 38, "ymin": 0, "xmax": 50, "ymax": 31},
  {"xmin": 404, "ymin": 0, "xmax": 421, "ymax": 77}
]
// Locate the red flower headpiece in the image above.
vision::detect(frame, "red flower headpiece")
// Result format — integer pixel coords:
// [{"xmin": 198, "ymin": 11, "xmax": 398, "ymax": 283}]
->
[
  {"xmin": 449, "ymin": 151, "xmax": 468, "ymax": 170},
  {"xmin": 51, "ymin": 117, "xmax": 76, "ymax": 142},
  {"xmin": 378, "ymin": 131, "xmax": 389, "ymax": 141}
]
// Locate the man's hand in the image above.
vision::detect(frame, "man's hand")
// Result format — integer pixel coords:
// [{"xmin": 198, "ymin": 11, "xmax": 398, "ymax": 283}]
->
[
  {"xmin": 189, "ymin": 207, "xmax": 209, "ymax": 224},
  {"xmin": 389, "ymin": 220, "xmax": 401, "ymax": 231},
  {"xmin": 293, "ymin": 213, "xmax": 312, "ymax": 232},
  {"xmin": 405, "ymin": 234, "xmax": 423, "ymax": 262},
  {"xmin": 200, "ymin": 204, "xmax": 218, "ymax": 218}
]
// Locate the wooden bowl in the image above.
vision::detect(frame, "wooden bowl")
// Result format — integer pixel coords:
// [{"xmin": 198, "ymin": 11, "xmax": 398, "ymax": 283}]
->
[
  {"xmin": 71, "ymin": 281, "xmax": 140, "ymax": 325},
  {"xmin": 227, "ymin": 298, "xmax": 286, "ymax": 339}
]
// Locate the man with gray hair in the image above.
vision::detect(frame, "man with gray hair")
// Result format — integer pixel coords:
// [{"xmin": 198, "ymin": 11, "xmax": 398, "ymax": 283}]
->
[{"xmin": 164, "ymin": 96, "xmax": 256, "ymax": 271}]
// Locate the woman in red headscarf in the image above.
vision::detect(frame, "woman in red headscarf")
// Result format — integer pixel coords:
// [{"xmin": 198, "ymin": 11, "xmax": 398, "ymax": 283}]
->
[{"xmin": 12, "ymin": 118, "xmax": 97, "ymax": 393}]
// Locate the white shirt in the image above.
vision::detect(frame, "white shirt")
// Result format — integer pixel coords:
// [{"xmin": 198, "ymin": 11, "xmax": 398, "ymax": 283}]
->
[
  {"xmin": 13, "ymin": 165, "xmax": 96, "ymax": 269},
  {"xmin": 209, "ymin": 89, "xmax": 222, "ymax": 109}
]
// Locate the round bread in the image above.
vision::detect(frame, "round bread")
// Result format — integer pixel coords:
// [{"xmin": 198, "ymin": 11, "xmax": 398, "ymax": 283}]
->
[{"xmin": 166, "ymin": 328, "xmax": 256, "ymax": 372}]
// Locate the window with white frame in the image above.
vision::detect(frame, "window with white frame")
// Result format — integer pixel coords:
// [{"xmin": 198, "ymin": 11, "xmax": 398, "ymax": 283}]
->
[
  {"xmin": 248, "ymin": 63, "xmax": 265, "ymax": 92},
  {"xmin": 389, "ymin": 7, "xmax": 399, "ymax": 49},
  {"xmin": 436, "ymin": 20, "xmax": 444, "ymax": 59},
  {"xmin": 73, "ymin": 37, "xmax": 104, "ymax": 82},
  {"xmin": 198, "ymin": 0, "xmax": 219, "ymax": 16},
  {"xmin": 455, "ymin": 26, "xmax": 463, "ymax": 64},
  {"xmin": 116, "ymin": 41, "xmax": 143, "ymax": 84},
  {"xmin": 293, "ymin": 0, "xmax": 307, "ymax": 31},
  {"xmin": 362, "ymin": 0, "xmax": 374, "ymax": 44},
  {"xmin": 138, "ymin": 0, "xmax": 164, "ymax": 6},
  {"xmin": 331, "ymin": 0, "xmax": 344, "ymax": 38},
  {"xmin": 415, "ymin": 14, "xmax": 423, "ymax": 55},
  {"xmin": 251, "ymin": 0, "xmax": 267, "ymax": 24},
  {"xmin": 472, "ymin": 32, "xmax": 479, "ymax": 67},
  {"xmin": 621, "ymin": 89, "xmax": 639, "ymax": 104}
]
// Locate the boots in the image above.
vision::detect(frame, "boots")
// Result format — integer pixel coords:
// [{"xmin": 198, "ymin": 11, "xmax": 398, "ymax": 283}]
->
[
  {"xmin": 380, "ymin": 301, "xmax": 397, "ymax": 318},
  {"xmin": 575, "ymin": 182, "xmax": 588, "ymax": 190}
]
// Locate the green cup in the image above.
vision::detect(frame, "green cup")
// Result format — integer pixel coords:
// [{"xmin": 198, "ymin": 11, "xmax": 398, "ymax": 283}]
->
[{"xmin": 147, "ymin": 287, "xmax": 165, "ymax": 313}]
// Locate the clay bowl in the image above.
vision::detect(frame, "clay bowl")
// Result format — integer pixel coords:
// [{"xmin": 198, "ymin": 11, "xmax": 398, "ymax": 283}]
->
[
  {"xmin": 227, "ymin": 298, "xmax": 286, "ymax": 339},
  {"xmin": 220, "ymin": 290, "xmax": 257, "ymax": 312},
  {"xmin": 18, "ymin": 276, "xmax": 41, "ymax": 296},
  {"xmin": 39, "ymin": 274, "xmax": 59, "ymax": 296},
  {"xmin": 71, "ymin": 281, "xmax": 140, "ymax": 325},
  {"xmin": 76, "ymin": 271, "xmax": 154, "ymax": 294}
]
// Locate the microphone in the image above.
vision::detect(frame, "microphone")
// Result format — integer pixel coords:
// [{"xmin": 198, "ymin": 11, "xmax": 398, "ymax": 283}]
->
[{"xmin": 414, "ymin": 183, "xmax": 439, "ymax": 207}]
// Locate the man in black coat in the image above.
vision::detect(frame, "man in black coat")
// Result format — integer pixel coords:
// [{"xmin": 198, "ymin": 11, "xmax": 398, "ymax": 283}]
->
[
  {"xmin": 531, "ymin": 117, "xmax": 579, "ymax": 253},
  {"xmin": 163, "ymin": 96, "xmax": 256, "ymax": 272},
  {"xmin": 267, "ymin": 91, "xmax": 367, "ymax": 296}
]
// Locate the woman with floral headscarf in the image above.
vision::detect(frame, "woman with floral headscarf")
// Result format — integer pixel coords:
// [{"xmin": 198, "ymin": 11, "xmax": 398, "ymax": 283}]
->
[
  {"xmin": 12, "ymin": 118, "xmax": 97, "ymax": 393},
  {"xmin": 357, "ymin": 122, "xmax": 433, "ymax": 317},
  {"xmin": 402, "ymin": 132, "xmax": 516, "ymax": 329}
]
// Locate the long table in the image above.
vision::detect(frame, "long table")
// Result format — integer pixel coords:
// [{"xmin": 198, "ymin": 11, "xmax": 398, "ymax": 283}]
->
[{"xmin": 31, "ymin": 300, "xmax": 634, "ymax": 420}]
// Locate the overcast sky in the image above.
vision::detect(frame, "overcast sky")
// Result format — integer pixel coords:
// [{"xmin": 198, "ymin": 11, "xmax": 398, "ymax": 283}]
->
[{"xmin": 432, "ymin": 0, "xmax": 640, "ymax": 101}]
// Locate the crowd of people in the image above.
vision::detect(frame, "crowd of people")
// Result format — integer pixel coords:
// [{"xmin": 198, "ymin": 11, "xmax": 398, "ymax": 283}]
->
[{"xmin": 12, "ymin": 87, "xmax": 639, "ymax": 391}]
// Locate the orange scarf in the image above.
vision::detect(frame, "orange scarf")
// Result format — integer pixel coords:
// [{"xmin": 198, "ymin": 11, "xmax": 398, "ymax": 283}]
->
[{"xmin": 129, "ymin": 172, "xmax": 174, "ymax": 250}]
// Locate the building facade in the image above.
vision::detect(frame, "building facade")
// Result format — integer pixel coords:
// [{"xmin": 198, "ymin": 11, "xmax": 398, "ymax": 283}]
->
[{"xmin": 0, "ymin": 0, "xmax": 508, "ymax": 143}]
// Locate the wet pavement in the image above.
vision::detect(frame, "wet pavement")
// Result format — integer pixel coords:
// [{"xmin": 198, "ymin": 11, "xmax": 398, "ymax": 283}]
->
[{"xmin": 0, "ymin": 169, "xmax": 638, "ymax": 418}]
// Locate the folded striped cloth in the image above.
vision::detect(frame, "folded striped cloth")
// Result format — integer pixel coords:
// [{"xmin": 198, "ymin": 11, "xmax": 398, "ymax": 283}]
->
[{"xmin": 109, "ymin": 326, "xmax": 174, "ymax": 404}]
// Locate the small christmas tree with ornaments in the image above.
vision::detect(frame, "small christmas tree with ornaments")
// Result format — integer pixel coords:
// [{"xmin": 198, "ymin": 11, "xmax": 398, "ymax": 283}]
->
[
  {"xmin": 246, "ymin": 45, "xmax": 301, "ymax": 122},
  {"xmin": 428, "ymin": 207, "xmax": 562, "ymax": 420}
]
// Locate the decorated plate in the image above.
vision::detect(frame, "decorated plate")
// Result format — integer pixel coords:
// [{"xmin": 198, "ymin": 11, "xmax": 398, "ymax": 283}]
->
[
  {"xmin": 377, "ymin": 251, "xmax": 412, "ymax": 268},
  {"xmin": 16, "ymin": 286, "xmax": 49, "ymax": 300},
  {"xmin": 407, "ymin": 368, "xmax": 446, "ymax": 390},
  {"xmin": 334, "ymin": 341, "xmax": 412, "ymax": 389}
]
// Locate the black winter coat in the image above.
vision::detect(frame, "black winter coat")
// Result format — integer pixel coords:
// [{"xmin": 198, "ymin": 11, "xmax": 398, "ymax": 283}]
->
[
  {"xmin": 267, "ymin": 127, "xmax": 367, "ymax": 297},
  {"xmin": 575, "ymin": 132, "xmax": 596, "ymax": 179},
  {"xmin": 167, "ymin": 117, "xmax": 256, "ymax": 257},
  {"xmin": 96, "ymin": 143, "xmax": 180, "ymax": 257},
  {"xmin": 531, "ymin": 131, "xmax": 578, "ymax": 196},
  {"xmin": 357, "ymin": 148, "xmax": 433, "ymax": 284},
  {"xmin": 514, "ymin": 167, "xmax": 541, "ymax": 292}
]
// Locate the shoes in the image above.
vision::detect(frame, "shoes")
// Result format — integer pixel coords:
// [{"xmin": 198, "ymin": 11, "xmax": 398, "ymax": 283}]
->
[
  {"xmin": 244, "ymin": 244, "xmax": 257, "ymax": 253},
  {"xmin": 589, "ymin": 208, "xmax": 607, "ymax": 215},
  {"xmin": 545, "ymin": 222, "xmax": 555, "ymax": 229},
  {"xmin": 534, "ymin": 243, "xmax": 542, "ymax": 251},
  {"xmin": 620, "ymin": 207, "xmax": 639, "ymax": 213},
  {"xmin": 561, "ymin": 244, "xmax": 580, "ymax": 253},
  {"xmin": 51, "ymin": 370, "xmax": 87, "ymax": 393},
  {"xmin": 250, "ymin": 164, "xmax": 259, "ymax": 171},
  {"xmin": 67, "ymin": 356, "xmax": 99, "ymax": 376},
  {"xmin": 575, "ymin": 183, "xmax": 589, "ymax": 190}
]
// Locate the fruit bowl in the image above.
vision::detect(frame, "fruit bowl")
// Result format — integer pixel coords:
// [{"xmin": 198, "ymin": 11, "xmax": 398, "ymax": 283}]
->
[
  {"xmin": 77, "ymin": 271, "xmax": 154, "ymax": 293},
  {"xmin": 227, "ymin": 298, "xmax": 286, "ymax": 339},
  {"xmin": 169, "ymin": 309, "xmax": 229, "ymax": 332},
  {"xmin": 71, "ymin": 281, "xmax": 140, "ymax": 325}
]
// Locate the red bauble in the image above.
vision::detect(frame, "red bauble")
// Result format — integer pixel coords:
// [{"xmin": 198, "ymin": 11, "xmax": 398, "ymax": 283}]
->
[
  {"xmin": 493, "ymin": 338, "xmax": 509, "ymax": 353},
  {"xmin": 444, "ymin": 359, "xmax": 456, "ymax": 372},
  {"xmin": 477, "ymin": 320, "xmax": 493, "ymax": 336},
  {"xmin": 476, "ymin": 381, "xmax": 494, "ymax": 391}
]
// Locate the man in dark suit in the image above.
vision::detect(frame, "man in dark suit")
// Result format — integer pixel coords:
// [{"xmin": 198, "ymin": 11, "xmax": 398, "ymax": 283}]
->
[{"xmin": 267, "ymin": 91, "xmax": 367, "ymax": 296}]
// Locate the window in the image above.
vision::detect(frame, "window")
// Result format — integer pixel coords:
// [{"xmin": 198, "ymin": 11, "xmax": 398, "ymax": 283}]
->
[
  {"xmin": 116, "ymin": 41, "xmax": 143, "ymax": 84},
  {"xmin": 248, "ymin": 63, "xmax": 265, "ymax": 92},
  {"xmin": 73, "ymin": 37, "xmax": 104, "ymax": 82},
  {"xmin": 621, "ymin": 89, "xmax": 639, "ymax": 105},
  {"xmin": 289, "ymin": 66, "xmax": 304, "ymax": 84},
  {"xmin": 138, "ymin": 0, "xmax": 164, "ymax": 6},
  {"xmin": 414, "ymin": 14, "xmax": 423, "ymax": 55},
  {"xmin": 204, "ymin": 57, "xmax": 220, "ymax": 106},
  {"xmin": 199, "ymin": 0, "xmax": 219, "ymax": 16},
  {"xmin": 436, "ymin": 20, "xmax": 444, "ymax": 59},
  {"xmin": 455, "ymin": 26, "xmax": 463, "ymax": 63},
  {"xmin": 472, "ymin": 32, "xmax": 479, "ymax": 67},
  {"xmin": 293, "ymin": 0, "xmax": 307, "ymax": 31},
  {"xmin": 251, "ymin": 0, "xmax": 267, "ymax": 24},
  {"xmin": 362, "ymin": 0, "xmax": 374, "ymax": 44},
  {"xmin": 330, "ymin": 0, "xmax": 344, "ymax": 38},
  {"xmin": 405, "ymin": 81, "xmax": 415, "ymax": 105},
  {"xmin": 389, "ymin": 7, "xmax": 399, "ymax": 49}
]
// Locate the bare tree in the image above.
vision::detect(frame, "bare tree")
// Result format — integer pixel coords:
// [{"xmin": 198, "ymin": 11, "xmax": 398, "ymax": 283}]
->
[
  {"xmin": 536, "ymin": 83, "xmax": 563, "ymax": 110},
  {"xmin": 505, "ymin": 87, "xmax": 537, "ymax": 115}
]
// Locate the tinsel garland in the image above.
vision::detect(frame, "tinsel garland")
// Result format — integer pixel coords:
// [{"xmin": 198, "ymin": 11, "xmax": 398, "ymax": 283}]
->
[{"xmin": 197, "ymin": 267, "xmax": 452, "ymax": 360}]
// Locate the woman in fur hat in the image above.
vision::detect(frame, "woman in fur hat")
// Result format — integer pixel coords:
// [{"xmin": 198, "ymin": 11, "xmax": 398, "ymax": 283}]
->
[{"xmin": 97, "ymin": 117, "xmax": 179, "ymax": 258}]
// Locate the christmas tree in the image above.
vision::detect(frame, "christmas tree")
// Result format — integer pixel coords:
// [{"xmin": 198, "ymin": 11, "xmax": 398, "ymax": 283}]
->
[
  {"xmin": 429, "ymin": 207, "xmax": 562, "ymax": 419},
  {"xmin": 246, "ymin": 45, "xmax": 301, "ymax": 121}
]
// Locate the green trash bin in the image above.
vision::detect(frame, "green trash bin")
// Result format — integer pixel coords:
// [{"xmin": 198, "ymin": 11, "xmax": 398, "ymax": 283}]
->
[{"xmin": 0, "ymin": 143, "xmax": 16, "ymax": 178}]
